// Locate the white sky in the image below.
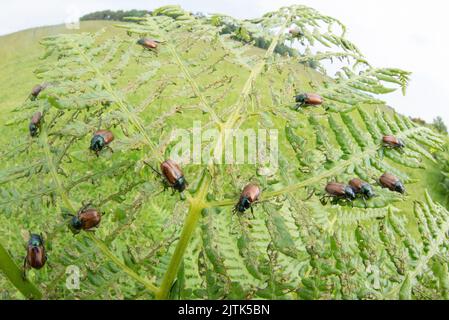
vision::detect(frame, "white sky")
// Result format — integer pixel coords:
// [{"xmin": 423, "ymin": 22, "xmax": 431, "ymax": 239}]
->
[{"xmin": 1, "ymin": 0, "xmax": 448, "ymax": 126}]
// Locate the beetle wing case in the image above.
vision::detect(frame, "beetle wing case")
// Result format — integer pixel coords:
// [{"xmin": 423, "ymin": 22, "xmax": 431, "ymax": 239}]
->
[
  {"xmin": 94, "ymin": 130, "xmax": 114, "ymax": 144},
  {"xmin": 161, "ymin": 160, "xmax": 184, "ymax": 185},
  {"xmin": 79, "ymin": 209, "xmax": 102, "ymax": 230},
  {"xmin": 305, "ymin": 93, "xmax": 323, "ymax": 106},
  {"xmin": 348, "ymin": 178, "xmax": 364, "ymax": 193},
  {"xmin": 27, "ymin": 246, "xmax": 46, "ymax": 269},
  {"xmin": 242, "ymin": 184, "xmax": 261, "ymax": 202},
  {"xmin": 31, "ymin": 111, "xmax": 42, "ymax": 125},
  {"xmin": 380, "ymin": 173, "xmax": 400, "ymax": 191},
  {"xmin": 325, "ymin": 182, "xmax": 346, "ymax": 196},
  {"xmin": 383, "ymin": 135, "xmax": 402, "ymax": 147}
]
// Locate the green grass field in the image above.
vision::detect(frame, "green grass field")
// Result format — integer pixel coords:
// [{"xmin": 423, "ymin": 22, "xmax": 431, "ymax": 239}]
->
[{"xmin": 1, "ymin": 5, "xmax": 449, "ymax": 300}]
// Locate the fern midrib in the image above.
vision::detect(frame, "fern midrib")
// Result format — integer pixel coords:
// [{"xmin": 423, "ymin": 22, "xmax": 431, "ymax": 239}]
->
[
  {"xmin": 207, "ymin": 126, "xmax": 427, "ymax": 206},
  {"xmin": 166, "ymin": 42, "xmax": 222, "ymax": 125},
  {"xmin": 41, "ymin": 126, "xmax": 75, "ymax": 211},
  {"xmin": 155, "ymin": 12, "xmax": 293, "ymax": 300},
  {"xmin": 41, "ymin": 125, "xmax": 159, "ymax": 295}
]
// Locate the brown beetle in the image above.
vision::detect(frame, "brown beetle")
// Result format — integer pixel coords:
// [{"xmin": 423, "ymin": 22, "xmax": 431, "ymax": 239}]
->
[
  {"xmin": 349, "ymin": 178, "xmax": 375, "ymax": 199},
  {"xmin": 30, "ymin": 84, "xmax": 48, "ymax": 101},
  {"xmin": 137, "ymin": 38, "xmax": 161, "ymax": 50},
  {"xmin": 68, "ymin": 205, "xmax": 102, "ymax": 234},
  {"xmin": 29, "ymin": 111, "xmax": 42, "ymax": 137},
  {"xmin": 382, "ymin": 135, "xmax": 405, "ymax": 149},
  {"xmin": 90, "ymin": 130, "xmax": 114, "ymax": 155},
  {"xmin": 235, "ymin": 183, "xmax": 261, "ymax": 214},
  {"xmin": 321, "ymin": 182, "xmax": 356, "ymax": 205},
  {"xmin": 23, "ymin": 233, "xmax": 47, "ymax": 278},
  {"xmin": 379, "ymin": 173, "xmax": 405, "ymax": 194},
  {"xmin": 295, "ymin": 93, "xmax": 323, "ymax": 109},
  {"xmin": 289, "ymin": 28, "xmax": 304, "ymax": 38},
  {"xmin": 160, "ymin": 159, "xmax": 188, "ymax": 192}
]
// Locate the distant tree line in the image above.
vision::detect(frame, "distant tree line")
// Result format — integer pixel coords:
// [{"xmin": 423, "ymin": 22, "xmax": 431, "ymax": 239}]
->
[
  {"xmin": 410, "ymin": 116, "xmax": 448, "ymax": 135},
  {"xmin": 432, "ymin": 116, "xmax": 448, "ymax": 134},
  {"xmin": 80, "ymin": 10, "xmax": 150, "ymax": 22}
]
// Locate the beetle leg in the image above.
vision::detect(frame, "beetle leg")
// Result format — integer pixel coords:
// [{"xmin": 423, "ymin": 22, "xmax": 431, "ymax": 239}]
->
[
  {"xmin": 320, "ymin": 195, "xmax": 328, "ymax": 206},
  {"xmin": 79, "ymin": 202, "xmax": 93, "ymax": 214},
  {"xmin": 303, "ymin": 188, "xmax": 315, "ymax": 201},
  {"xmin": 63, "ymin": 212, "xmax": 75, "ymax": 220},
  {"xmin": 179, "ymin": 192, "xmax": 186, "ymax": 201}
]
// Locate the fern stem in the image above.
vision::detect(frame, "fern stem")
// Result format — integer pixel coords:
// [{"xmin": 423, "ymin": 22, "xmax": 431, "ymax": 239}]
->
[
  {"xmin": 0, "ymin": 241, "xmax": 42, "ymax": 299},
  {"xmin": 156, "ymin": 201, "xmax": 204, "ymax": 299},
  {"xmin": 157, "ymin": 175, "xmax": 210, "ymax": 299}
]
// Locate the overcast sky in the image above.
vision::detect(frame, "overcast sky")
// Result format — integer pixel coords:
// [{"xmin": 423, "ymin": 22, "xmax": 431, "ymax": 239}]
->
[{"xmin": 1, "ymin": 0, "xmax": 448, "ymax": 126}]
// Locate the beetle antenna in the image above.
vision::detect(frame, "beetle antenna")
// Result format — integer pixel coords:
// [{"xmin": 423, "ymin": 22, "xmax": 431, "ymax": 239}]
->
[
  {"xmin": 143, "ymin": 161, "xmax": 162, "ymax": 177},
  {"xmin": 20, "ymin": 95, "xmax": 31, "ymax": 107}
]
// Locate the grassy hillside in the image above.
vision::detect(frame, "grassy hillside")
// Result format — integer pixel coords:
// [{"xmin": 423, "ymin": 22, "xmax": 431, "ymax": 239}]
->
[
  {"xmin": 0, "ymin": 5, "xmax": 448, "ymax": 300},
  {"xmin": 0, "ymin": 21, "xmax": 116, "ymax": 129}
]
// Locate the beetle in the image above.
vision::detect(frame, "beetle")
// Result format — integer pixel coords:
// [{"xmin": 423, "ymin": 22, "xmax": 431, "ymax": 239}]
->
[
  {"xmin": 29, "ymin": 111, "xmax": 42, "ymax": 137},
  {"xmin": 294, "ymin": 93, "xmax": 323, "ymax": 109},
  {"xmin": 30, "ymin": 84, "xmax": 47, "ymax": 101},
  {"xmin": 137, "ymin": 38, "xmax": 161, "ymax": 50},
  {"xmin": 23, "ymin": 233, "xmax": 47, "ymax": 279},
  {"xmin": 349, "ymin": 178, "xmax": 375, "ymax": 199},
  {"xmin": 382, "ymin": 135, "xmax": 405, "ymax": 149},
  {"xmin": 234, "ymin": 183, "xmax": 261, "ymax": 214},
  {"xmin": 289, "ymin": 28, "xmax": 304, "ymax": 38},
  {"xmin": 160, "ymin": 159, "xmax": 188, "ymax": 193},
  {"xmin": 68, "ymin": 205, "xmax": 102, "ymax": 234},
  {"xmin": 321, "ymin": 182, "xmax": 356, "ymax": 205},
  {"xmin": 90, "ymin": 130, "xmax": 114, "ymax": 155},
  {"xmin": 379, "ymin": 173, "xmax": 405, "ymax": 194}
]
